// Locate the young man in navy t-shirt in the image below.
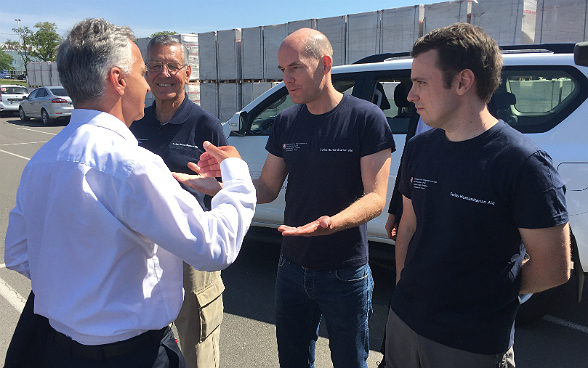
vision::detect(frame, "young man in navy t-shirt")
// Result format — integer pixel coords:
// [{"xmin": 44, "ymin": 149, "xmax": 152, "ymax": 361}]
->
[{"xmin": 385, "ymin": 23, "xmax": 571, "ymax": 368}]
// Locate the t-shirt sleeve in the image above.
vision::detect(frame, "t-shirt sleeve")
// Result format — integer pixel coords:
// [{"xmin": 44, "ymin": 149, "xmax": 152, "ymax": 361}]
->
[
  {"xmin": 512, "ymin": 150, "xmax": 568, "ymax": 229},
  {"xmin": 266, "ymin": 115, "xmax": 285, "ymax": 158},
  {"xmin": 360, "ymin": 104, "xmax": 395, "ymax": 157}
]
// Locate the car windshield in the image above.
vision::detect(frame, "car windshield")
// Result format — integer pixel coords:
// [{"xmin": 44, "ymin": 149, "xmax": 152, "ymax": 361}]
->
[
  {"xmin": 1, "ymin": 86, "xmax": 28, "ymax": 94},
  {"xmin": 50, "ymin": 88, "xmax": 68, "ymax": 97}
]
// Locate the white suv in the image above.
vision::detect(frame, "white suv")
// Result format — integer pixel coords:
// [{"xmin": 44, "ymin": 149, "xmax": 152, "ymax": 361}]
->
[{"xmin": 225, "ymin": 43, "xmax": 588, "ymax": 323}]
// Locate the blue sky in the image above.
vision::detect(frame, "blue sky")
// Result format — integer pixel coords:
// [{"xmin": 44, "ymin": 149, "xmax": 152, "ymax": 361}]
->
[{"xmin": 1, "ymin": 0, "xmax": 436, "ymax": 44}]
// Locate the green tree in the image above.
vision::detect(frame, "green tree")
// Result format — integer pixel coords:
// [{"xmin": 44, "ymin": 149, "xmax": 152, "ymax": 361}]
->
[
  {"xmin": 28, "ymin": 22, "xmax": 61, "ymax": 61},
  {"xmin": 150, "ymin": 31, "xmax": 177, "ymax": 37},
  {"xmin": 0, "ymin": 49, "xmax": 14, "ymax": 71},
  {"xmin": 4, "ymin": 40, "xmax": 20, "ymax": 49},
  {"xmin": 10, "ymin": 26, "xmax": 33, "ymax": 66}
]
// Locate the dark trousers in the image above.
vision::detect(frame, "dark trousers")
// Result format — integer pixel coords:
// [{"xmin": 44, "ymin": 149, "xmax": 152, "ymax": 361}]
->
[
  {"xmin": 4, "ymin": 291, "xmax": 187, "ymax": 368},
  {"xmin": 4, "ymin": 291, "xmax": 49, "ymax": 368}
]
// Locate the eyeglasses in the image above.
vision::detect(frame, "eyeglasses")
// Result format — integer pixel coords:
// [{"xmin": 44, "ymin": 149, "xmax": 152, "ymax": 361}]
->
[{"xmin": 146, "ymin": 61, "xmax": 187, "ymax": 74}]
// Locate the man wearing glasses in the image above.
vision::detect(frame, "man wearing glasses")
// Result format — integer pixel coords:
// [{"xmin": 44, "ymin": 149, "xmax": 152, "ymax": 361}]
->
[{"xmin": 130, "ymin": 35, "xmax": 228, "ymax": 368}]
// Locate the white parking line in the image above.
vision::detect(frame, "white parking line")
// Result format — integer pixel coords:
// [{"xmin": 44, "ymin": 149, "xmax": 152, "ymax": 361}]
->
[
  {"xmin": 0, "ymin": 264, "xmax": 26, "ymax": 313},
  {"xmin": 0, "ymin": 278, "xmax": 26, "ymax": 313},
  {"xmin": 18, "ymin": 127, "xmax": 58, "ymax": 136},
  {"xmin": 543, "ymin": 315, "xmax": 588, "ymax": 334},
  {"xmin": 0, "ymin": 148, "xmax": 30, "ymax": 161},
  {"xmin": 1, "ymin": 141, "xmax": 48, "ymax": 146}
]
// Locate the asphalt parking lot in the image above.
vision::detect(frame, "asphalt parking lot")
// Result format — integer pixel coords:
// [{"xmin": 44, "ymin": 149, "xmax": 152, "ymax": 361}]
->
[{"xmin": 1, "ymin": 115, "xmax": 587, "ymax": 367}]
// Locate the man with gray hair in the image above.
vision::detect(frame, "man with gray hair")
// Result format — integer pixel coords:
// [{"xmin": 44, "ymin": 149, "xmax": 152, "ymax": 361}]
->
[
  {"xmin": 4, "ymin": 18, "xmax": 256, "ymax": 367},
  {"xmin": 130, "ymin": 34, "xmax": 228, "ymax": 368}
]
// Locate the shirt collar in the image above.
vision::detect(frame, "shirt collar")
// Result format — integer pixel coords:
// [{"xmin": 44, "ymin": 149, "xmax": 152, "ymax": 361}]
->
[
  {"xmin": 150, "ymin": 93, "xmax": 192, "ymax": 126},
  {"xmin": 70, "ymin": 109, "xmax": 138, "ymax": 145}
]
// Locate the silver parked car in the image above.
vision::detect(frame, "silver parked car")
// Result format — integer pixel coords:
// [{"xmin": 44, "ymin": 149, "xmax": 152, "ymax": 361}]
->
[
  {"xmin": 19, "ymin": 86, "xmax": 73, "ymax": 125},
  {"xmin": 0, "ymin": 85, "xmax": 29, "ymax": 115}
]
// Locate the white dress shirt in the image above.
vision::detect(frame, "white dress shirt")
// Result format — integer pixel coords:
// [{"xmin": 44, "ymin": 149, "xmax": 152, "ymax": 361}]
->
[{"xmin": 4, "ymin": 109, "xmax": 256, "ymax": 345}]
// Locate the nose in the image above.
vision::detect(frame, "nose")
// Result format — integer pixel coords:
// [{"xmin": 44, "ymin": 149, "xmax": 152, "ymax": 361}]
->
[
  {"xmin": 407, "ymin": 84, "xmax": 417, "ymax": 102},
  {"xmin": 160, "ymin": 65, "xmax": 172, "ymax": 77},
  {"xmin": 281, "ymin": 69, "xmax": 293, "ymax": 83},
  {"xmin": 153, "ymin": 64, "xmax": 172, "ymax": 77}
]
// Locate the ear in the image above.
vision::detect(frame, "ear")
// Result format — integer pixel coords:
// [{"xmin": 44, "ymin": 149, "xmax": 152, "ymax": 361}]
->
[
  {"xmin": 108, "ymin": 67, "xmax": 125, "ymax": 96},
  {"xmin": 184, "ymin": 64, "xmax": 192, "ymax": 83},
  {"xmin": 321, "ymin": 54, "xmax": 333, "ymax": 75},
  {"xmin": 455, "ymin": 69, "xmax": 475, "ymax": 96}
]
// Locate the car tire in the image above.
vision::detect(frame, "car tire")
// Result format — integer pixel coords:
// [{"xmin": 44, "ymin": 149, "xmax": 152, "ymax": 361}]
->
[
  {"xmin": 515, "ymin": 281, "xmax": 567, "ymax": 326},
  {"xmin": 41, "ymin": 109, "xmax": 51, "ymax": 126},
  {"xmin": 19, "ymin": 107, "xmax": 29, "ymax": 121}
]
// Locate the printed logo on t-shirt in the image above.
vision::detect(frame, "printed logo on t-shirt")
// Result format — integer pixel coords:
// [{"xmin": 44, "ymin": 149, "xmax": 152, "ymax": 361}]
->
[
  {"xmin": 172, "ymin": 143, "xmax": 200, "ymax": 149},
  {"xmin": 283, "ymin": 143, "xmax": 308, "ymax": 152},
  {"xmin": 319, "ymin": 147, "xmax": 354, "ymax": 153},
  {"xmin": 450, "ymin": 192, "xmax": 496, "ymax": 206},
  {"xmin": 412, "ymin": 177, "xmax": 437, "ymax": 190}
]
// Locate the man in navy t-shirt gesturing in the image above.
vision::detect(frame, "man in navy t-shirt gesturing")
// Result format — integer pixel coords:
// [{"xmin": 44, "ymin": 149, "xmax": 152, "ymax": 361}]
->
[
  {"xmin": 385, "ymin": 23, "xmax": 571, "ymax": 368},
  {"xmin": 260, "ymin": 28, "xmax": 394, "ymax": 368},
  {"xmin": 183, "ymin": 27, "xmax": 395, "ymax": 368}
]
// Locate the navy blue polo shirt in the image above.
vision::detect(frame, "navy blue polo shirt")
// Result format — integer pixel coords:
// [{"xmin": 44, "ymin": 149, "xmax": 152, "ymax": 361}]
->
[{"xmin": 130, "ymin": 94, "xmax": 228, "ymax": 210}]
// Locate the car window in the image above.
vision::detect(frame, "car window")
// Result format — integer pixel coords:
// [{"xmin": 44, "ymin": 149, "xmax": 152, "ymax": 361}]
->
[
  {"xmin": 248, "ymin": 92, "xmax": 295, "ymax": 135},
  {"xmin": 247, "ymin": 77, "xmax": 357, "ymax": 136},
  {"xmin": 36, "ymin": 88, "xmax": 48, "ymax": 98},
  {"xmin": 0, "ymin": 86, "xmax": 27, "ymax": 94},
  {"xmin": 27, "ymin": 89, "xmax": 39, "ymax": 99},
  {"xmin": 372, "ymin": 78, "xmax": 413, "ymax": 134},
  {"xmin": 50, "ymin": 88, "xmax": 68, "ymax": 97},
  {"xmin": 489, "ymin": 66, "xmax": 588, "ymax": 133}
]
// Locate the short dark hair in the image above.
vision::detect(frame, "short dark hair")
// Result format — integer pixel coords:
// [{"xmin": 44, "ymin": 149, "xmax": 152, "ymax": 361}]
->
[{"xmin": 411, "ymin": 23, "xmax": 502, "ymax": 103}]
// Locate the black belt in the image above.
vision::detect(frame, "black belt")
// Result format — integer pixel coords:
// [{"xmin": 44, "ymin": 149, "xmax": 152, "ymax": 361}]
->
[{"xmin": 53, "ymin": 326, "xmax": 168, "ymax": 360}]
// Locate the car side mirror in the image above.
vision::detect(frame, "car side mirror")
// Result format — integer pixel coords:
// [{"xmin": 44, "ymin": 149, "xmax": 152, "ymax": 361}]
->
[
  {"xmin": 574, "ymin": 42, "xmax": 588, "ymax": 66},
  {"xmin": 239, "ymin": 111, "xmax": 248, "ymax": 131},
  {"xmin": 227, "ymin": 110, "xmax": 248, "ymax": 136}
]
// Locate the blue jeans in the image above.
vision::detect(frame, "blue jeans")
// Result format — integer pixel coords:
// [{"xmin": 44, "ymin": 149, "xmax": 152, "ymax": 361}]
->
[{"xmin": 275, "ymin": 254, "xmax": 374, "ymax": 368}]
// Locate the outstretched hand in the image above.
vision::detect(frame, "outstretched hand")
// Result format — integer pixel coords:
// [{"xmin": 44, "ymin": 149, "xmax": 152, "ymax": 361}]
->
[
  {"xmin": 172, "ymin": 165, "xmax": 222, "ymax": 196},
  {"xmin": 196, "ymin": 141, "xmax": 242, "ymax": 178},
  {"xmin": 278, "ymin": 216, "xmax": 335, "ymax": 237}
]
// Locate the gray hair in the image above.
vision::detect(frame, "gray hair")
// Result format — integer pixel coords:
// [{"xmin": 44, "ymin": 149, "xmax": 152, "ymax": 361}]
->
[
  {"xmin": 147, "ymin": 35, "xmax": 189, "ymax": 65},
  {"xmin": 57, "ymin": 18, "xmax": 135, "ymax": 106}
]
